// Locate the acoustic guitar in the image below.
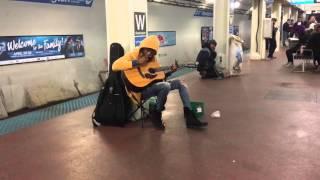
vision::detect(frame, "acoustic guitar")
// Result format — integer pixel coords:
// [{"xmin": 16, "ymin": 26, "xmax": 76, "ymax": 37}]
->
[{"xmin": 122, "ymin": 60, "xmax": 181, "ymax": 92}]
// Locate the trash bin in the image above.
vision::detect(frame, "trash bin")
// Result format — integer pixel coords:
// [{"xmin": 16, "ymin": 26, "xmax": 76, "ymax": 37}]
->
[
  {"xmin": 190, "ymin": 101, "xmax": 204, "ymax": 118},
  {"xmin": 288, "ymin": 37, "xmax": 299, "ymax": 49},
  {"xmin": 229, "ymin": 35, "xmax": 244, "ymax": 76}
]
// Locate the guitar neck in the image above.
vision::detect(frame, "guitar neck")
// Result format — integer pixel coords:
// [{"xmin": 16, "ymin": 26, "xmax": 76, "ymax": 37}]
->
[
  {"xmin": 154, "ymin": 63, "xmax": 195, "ymax": 72},
  {"xmin": 156, "ymin": 66, "xmax": 174, "ymax": 72}
]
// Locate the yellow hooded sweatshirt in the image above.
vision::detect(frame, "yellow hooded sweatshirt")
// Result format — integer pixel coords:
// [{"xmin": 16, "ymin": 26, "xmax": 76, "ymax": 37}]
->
[
  {"xmin": 112, "ymin": 35, "xmax": 160, "ymax": 71},
  {"xmin": 112, "ymin": 35, "xmax": 161, "ymax": 102}
]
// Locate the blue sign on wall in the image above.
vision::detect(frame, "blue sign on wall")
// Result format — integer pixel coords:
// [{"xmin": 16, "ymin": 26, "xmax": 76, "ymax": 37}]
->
[
  {"xmin": 15, "ymin": 0, "xmax": 94, "ymax": 7},
  {"xmin": 288, "ymin": 0, "xmax": 314, "ymax": 4},
  {"xmin": 135, "ymin": 36, "xmax": 146, "ymax": 47},
  {"xmin": 148, "ymin": 31, "xmax": 176, "ymax": 47},
  {"xmin": 265, "ymin": 0, "xmax": 274, "ymax": 5},
  {"xmin": 194, "ymin": 9, "xmax": 213, "ymax": 17},
  {"xmin": 229, "ymin": 25, "xmax": 239, "ymax": 35},
  {"xmin": 0, "ymin": 35, "xmax": 85, "ymax": 66}
]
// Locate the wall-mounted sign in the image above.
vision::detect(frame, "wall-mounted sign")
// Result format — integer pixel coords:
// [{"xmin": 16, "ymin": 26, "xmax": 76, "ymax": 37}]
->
[
  {"xmin": 265, "ymin": 0, "xmax": 274, "ymax": 8},
  {"xmin": 265, "ymin": 0, "xmax": 274, "ymax": 5},
  {"xmin": 288, "ymin": 0, "xmax": 314, "ymax": 4},
  {"xmin": 229, "ymin": 25, "xmax": 239, "ymax": 35},
  {"xmin": 15, "ymin": 0, "xmax": 94, "ymax": 7},
  {"xmin": 194, "ymin": 9, "xmax": 213, "ymax": 17},
  {"xmin": 134, "ymin": 12, "xmax": 147, "ymax": 36},
  {"xmin": 0, "ymin": 35, "xmax": 85, "ymax": 66},
  {"xmin": 201, "ymin": 26, "xmax": 214, "ymax": 46},
  {"xmin": 135, "ymin": 36, "xmax": 146, "ymax": 47},
  {"xmin": 148, "ymin": 31, "xmax": 176, "ymax": 47}
]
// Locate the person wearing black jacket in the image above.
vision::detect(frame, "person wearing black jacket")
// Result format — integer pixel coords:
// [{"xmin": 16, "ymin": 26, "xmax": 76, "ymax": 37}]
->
[
  {"xmin": 196, "ymin": 40, "xmax": 223, "ymax": 79},
  {"xmin": 267, "ymin": 18, "xmax": 278, "ymax": 59},
  {"xmin": 282, "ymin": 19, "xmax": 290, "ymax": 47},
  {"xmin": 306, "ymin": 24, "xmax": 320, "ymax": 70}
]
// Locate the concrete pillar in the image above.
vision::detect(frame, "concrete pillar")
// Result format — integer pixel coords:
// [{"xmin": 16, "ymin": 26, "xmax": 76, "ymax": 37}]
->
[
  {"xmin": 105, "ymin": 0, "xmax": 148, "ymax": 53},
  {"xmin": 283, "ymin": 6, "xmax": 291, "ymax": 22},
  {"xmin": 282, "ymin": 6, "xmax": 291, "ymax": 46},
  {"xmin": 291, "ymin": 8, "xmax": 298, "ymax": 21},
  {"xmin": 250, "ymin": 0, "xmax": 266, "ymax": 60},
  {"xmin": 272, "ymin": 0, "xmax": 282, "ymax": 51},
  {"xmin": 213, "ymin": 0, "xmax": 230, "ymax": 72}
]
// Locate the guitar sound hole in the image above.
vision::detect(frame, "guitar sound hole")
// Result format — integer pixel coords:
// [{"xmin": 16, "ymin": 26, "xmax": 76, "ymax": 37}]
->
[
  {"xmin": 148, "ymin": 68, "xmax": 156, "ymax": 73},
  {"xmin": 145, "ymin": 73, "xmax": 157, "ymax": 79}
]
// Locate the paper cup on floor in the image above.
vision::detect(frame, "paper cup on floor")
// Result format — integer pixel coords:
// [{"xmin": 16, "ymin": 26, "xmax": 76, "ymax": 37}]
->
[{"xmin": 210, "ymin": 110, "xmax": 221, "ymax": 118}]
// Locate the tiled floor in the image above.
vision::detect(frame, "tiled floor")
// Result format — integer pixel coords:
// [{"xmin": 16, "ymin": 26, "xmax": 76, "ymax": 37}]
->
[{"xmin": 1, "ymin": 50, "xmax": 320, "ymax": 180}]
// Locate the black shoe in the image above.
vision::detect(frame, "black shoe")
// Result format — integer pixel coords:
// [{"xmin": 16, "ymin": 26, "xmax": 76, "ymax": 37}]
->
[
  {"xmin": 200, "ymin": 71, "xmax": 207, "ymax": 79},
  {"xmin": 150, "ymin": 111, "xmax": 165, "ymax": 130},
  {"xmin": 184, "ymin": 107, "xmax": 208, "ymax": 128}
]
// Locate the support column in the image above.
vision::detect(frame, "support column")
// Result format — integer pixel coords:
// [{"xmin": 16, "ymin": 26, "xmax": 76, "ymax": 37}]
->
[
  {"xmin": 105, "ymin": 0, "xmax": 148, "ymax": 53},
  {"xmin": 213, "ymin": 0, "xmax": 230, "ymax": 72},
  {"xmin": 283, "ymin": 6, "xmax": 291, "ymax": 22},
  {"xmin": 291, "ymin": 8, "xmax": 298, "ymax": 21},
  {"xmin": 250, "ymin": 0, "xmax": 266, "ymax": 60},
  {"xmin": 282, "ymin": 6, "xmax": 291, "ymax": 47},
  {"xmin": 272, "ymin": 0, "xmax": 282, "ymax": 52}
]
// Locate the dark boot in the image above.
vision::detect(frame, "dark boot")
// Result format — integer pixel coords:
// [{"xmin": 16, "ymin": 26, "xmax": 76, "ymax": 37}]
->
[
  {"xmin": 199, "ymin": 70, "xmax": 208, "ymax": 79},
  {"xmin": 184, "ymin": 107, "xmax": 208, "ymax": 128},
  {"xmin": 150, "ymin": 111, "xmax": 165, "ymax": 130}
]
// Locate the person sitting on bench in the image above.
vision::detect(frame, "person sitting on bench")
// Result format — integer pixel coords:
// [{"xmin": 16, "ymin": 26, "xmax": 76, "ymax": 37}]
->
[
  {"xmin": 285, "ymin": 29, "xmax": 312, "ymax": 67},
  {"xmin": 306, "ymin": 24, "xmax": 320, "ymax": 71}
]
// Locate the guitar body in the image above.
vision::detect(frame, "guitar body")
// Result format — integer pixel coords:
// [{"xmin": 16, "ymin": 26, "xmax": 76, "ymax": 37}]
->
[{"xmin": 123, "ymin": 60, "xmax": 165, "ymax": 92}]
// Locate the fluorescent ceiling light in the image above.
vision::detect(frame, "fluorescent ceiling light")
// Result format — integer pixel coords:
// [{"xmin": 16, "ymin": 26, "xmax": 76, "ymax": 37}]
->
[
  {"xmin": 234, "ymin": 1, "xmax": 240, "ymax": 8},
  {"xmin": 231, "ymin": 1, "xmax": 240, "ymax": 9}
]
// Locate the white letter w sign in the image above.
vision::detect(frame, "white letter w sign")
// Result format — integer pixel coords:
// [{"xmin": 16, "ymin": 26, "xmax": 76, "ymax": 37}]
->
[{"xmin": 134, "ymin": 12, "xmax": 146, "ymax": 36}]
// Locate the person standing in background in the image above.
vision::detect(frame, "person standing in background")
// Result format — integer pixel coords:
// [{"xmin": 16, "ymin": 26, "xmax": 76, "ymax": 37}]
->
[
  {"xmin": 306, "ymin": 15, "xmax": 318, "ymax": 31},
  {"xmin": 293, "ymin": 16, "xmax": 306, "ymax": 39},
  {"xmin": 289, "ymin": 19, "xmax": 294, "ymax": 38},
  {"xmin": 267, "ymin": 18, "xmax": 278, "ymax": 59},
  {"xmin": 282, "ymin": 19, "xmax": 290, "ymax": 47}
]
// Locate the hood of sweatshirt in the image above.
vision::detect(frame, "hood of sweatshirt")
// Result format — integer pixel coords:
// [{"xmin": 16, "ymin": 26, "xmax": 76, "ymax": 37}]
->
[{"xmin": 139, "ymin": 35, "xmax": 160, "ymax": 53}]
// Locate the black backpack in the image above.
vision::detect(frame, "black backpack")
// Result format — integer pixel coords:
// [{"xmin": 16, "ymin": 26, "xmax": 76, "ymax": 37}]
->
[
  {"xmin": 92, "ymin": 42, "xmax": 130, "ymax": 127},
  {"xmin": 92, "ymin": 72, "xmax": 130, "ymax": 127}
]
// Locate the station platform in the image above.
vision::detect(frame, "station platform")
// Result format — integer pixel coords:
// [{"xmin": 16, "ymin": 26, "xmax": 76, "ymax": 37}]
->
[{"xmin": 1, "ymin": 51, "xmax": 320, "ymax": 180}]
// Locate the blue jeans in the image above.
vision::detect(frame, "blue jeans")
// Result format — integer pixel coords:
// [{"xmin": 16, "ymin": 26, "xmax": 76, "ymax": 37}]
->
[
  {"xmin": 141, "ymin": 80, "xmax": 191, "ymax": 112},
  {"xmin": 283, "ymin": 31, "xmax": 288, "ymax": 46}
]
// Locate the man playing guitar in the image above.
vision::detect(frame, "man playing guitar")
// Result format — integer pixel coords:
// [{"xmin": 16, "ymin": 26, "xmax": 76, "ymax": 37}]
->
[{"xmin": 112, "ymin": 35, "xmax": 208, "ymax": 129}]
